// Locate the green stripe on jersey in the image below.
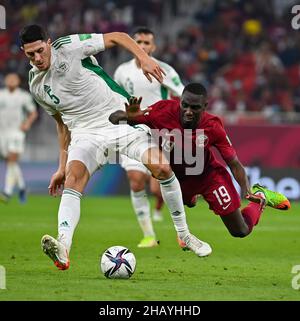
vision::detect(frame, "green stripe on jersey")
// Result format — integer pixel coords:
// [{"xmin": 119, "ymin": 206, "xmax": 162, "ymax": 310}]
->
[
  {"xmin": 53, "ymin": 40, "xmax": 72, "ymax": 50},
  {"xmin": 28, "ymin": 70, "xmax": 34, "ymax": 84},
  {"xmin": 160, "ymin": 85, "xmax": 168, "ymax": 99},
  {"xmin": 52, "ymin": 36, "xmax": 71, "ymax": 47},
  {"xmin": 81, "ymin": 57, "xmax": 131, "ymax": 100},
  {"xmin": 79, "ymin": 34, "xmax": 92, "ymax": 41},
  {"xmin": 52, "ymin": 36, "xmax": 72, "ymax": 49}
]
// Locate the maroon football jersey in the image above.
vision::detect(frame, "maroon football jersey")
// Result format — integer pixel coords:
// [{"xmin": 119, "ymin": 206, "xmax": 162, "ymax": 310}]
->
[{"xmin": 133, "ymin": 100, "xmax": 237, "ymax": 179}]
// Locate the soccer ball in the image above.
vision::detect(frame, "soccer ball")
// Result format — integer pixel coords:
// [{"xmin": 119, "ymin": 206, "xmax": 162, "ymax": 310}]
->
[{"xmin": 100, "ymin": 245, "xmax": 136, "ymax": 279}]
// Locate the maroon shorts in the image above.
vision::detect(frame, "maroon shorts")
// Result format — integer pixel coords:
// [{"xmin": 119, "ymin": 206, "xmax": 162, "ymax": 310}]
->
[{"xmin": 179, "ymin": 166, "xmax": 241, "ymax": 216}]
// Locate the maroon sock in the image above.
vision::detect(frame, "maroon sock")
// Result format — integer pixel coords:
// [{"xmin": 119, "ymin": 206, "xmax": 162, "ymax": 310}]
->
[
  {"xmin": 241, "ymin": 202, "xmax": 263, "ymax": 233},
  {"xmin": 155, "ymin": 196, "xmax": 164, "ymax": 210}
]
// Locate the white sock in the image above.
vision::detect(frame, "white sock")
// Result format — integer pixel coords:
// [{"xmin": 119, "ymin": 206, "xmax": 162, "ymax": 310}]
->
[
  {"xmin": 57, "ymin": 188, "xmax": 81, "ymax": 253},
  {"xmin": 4, "ymin": 162, "xmax": 17, "ymax": 196},
  {"xmin": 131, "ymin": 190, "xmax": 155, "ymax": 238},
  {"xmin": 14, "ymin": 163, "xmax": 25, "ymax": 190},
  {"xmin": 159, "ymin": 174, "xmax": 189, "ymax": 238}
]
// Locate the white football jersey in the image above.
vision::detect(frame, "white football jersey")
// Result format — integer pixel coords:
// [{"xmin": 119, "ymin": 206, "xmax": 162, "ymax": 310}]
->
[
  {"xmin": 29, "ymin": 33, "xmax": 130, "ymax": 135},
  {"xmin": 114, "ymin": 58, "xmax": 184, "ymax": 109},
  {"xmin": 0, "ymin": 88, "xmax": 36, "ymax": 133}
]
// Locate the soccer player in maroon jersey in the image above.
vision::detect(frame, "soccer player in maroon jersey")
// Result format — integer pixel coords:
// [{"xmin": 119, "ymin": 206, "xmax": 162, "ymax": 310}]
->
[{"xmin": 110, "ymin": 83, "xmax": 290, "ymax": 243}]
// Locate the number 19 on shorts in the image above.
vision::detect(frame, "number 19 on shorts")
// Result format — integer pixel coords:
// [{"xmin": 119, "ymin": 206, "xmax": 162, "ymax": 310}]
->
[{"xmin": 213, "ymin": 186, "xmax": 231, "ymax": 210}]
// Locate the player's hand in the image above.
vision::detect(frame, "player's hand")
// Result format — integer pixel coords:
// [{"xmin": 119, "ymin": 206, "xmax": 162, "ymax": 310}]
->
[
  {"xmin": 20, "ymin": 122, "xmax": 30, "ymax": 132},
  {"xmin": 48, "ymin": 171, "xmax": 65, "ymax": 197},
  {"xmin": 125, "ymin": 97, "xmax": 152, "ymax": 119},
  {"xmin": 246, "ymin": 193, "xmax": 266, "ymax": 211},
  {"xmin": 139, "ymin": 56, "xmax": 166, "ymax": 83}
]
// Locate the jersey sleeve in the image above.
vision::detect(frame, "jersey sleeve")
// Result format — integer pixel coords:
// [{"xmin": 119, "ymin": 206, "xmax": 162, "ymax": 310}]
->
[
  {"xmin": 212, "ymin": 118, "xmax": 237, "ymax": 163},
  {"xmin": 52, "ymin": 33, "xmax": 105, "ymax": 59},
  {"xmin": 159, "ymin": 62, "xmax": 184, "ymax": 97},
  {"xmin": 33, "ymin": 95, "xmax": 58, "ymax": 116}
]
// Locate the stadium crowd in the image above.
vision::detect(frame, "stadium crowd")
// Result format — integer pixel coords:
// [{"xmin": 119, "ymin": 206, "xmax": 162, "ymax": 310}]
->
[{"xmin": 1, "ymin": 0, "xmax": 300, "ymax": 120}]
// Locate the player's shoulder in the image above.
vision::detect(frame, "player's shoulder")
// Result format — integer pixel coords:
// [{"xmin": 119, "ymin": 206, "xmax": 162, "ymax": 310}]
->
[
  {"xmin": 150, "ymin": 99, "xmax": 179, "ymax": 113},
  {"xmin": 18, "ymin": 88, "xmax": 31, "ymax": 97},
  {"xmin": 0, "ymin": 88, "xmax": 6, "ymax": 96},
  {"xmin": 51, "ymin": 34, "xmax": 74, "ymax": 51},
  {"xmin": 201, "ymin": 111, "xmax": 224, "ymax": 128}
]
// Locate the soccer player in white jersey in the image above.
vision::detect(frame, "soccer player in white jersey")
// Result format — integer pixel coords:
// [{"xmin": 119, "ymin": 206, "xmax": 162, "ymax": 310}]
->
[
  {"xmin": 20, "ymin": 25, "xmax": 211, "ymax": 271},
  {"xmin": 0, "ymin": 73, "xmax": 38, "ymax": 204},
  {"xmin": 114, "ymin": 27, "xmax": 185, "ymax": 248}
]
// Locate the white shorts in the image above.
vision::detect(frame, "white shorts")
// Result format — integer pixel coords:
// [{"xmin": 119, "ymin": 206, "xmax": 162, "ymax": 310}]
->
[
  {"xmin": 120, "ymin": 154, "xmax": 151, "ymax": 175},
  {"xmin": 67, "ymin": 124, "xmax": 157, "ymax": 175},
  {"xmin": 0, "ymin": 131, "xmax": 25, "ymax": 158}
]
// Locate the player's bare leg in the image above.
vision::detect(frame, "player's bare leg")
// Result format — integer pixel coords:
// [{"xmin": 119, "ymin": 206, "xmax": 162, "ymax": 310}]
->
[
  {"xmin": 143, "ymin": 147, "xmax": 212, "ymax": 257},
  {"xmin": 150, "ymin": 176, "xmax": 164, "ymax": 222},
  {"xmin": 221, "ymin": 184, "xmax": 291, "ymax": 237},
  {"xmin": 0, "ymin": 152, "xmax": 26, "ymax": 204},
  {"xmin": 221, "ymin": 194, "xmax": 266, "ymax": 237},
  {"xmin": 127, "ymin": 170, "xmax": 158, "ymax": 248},
  {"xmin": 41, "ymin": 160, "xmax": 89, "ymax": 270}
]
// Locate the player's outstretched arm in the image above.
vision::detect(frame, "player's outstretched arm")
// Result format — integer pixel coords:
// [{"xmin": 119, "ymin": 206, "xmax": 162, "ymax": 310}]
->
[
  {"xmin": 103, "ymin": 32, "xmax": 165, "ymax": 83},
  {"xmin": 109, "ymin": 97, "xmax": 151, "ymax": 125},
  {"xmin": 48, "ymin": 113, "xmax": 70, "ymax": 197},
  {"xmin": 227, "ymin": 157, "xmax": 264, "ymax": 208},
  {"xmin": 227, "ymin": 157, "xmax": 251, "ymax": 198},
  {"xmin": 20, "ymin": 110, "xmax": 38, "ymax": 132}
]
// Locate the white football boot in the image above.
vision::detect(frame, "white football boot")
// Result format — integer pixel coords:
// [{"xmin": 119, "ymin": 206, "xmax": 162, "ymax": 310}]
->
[
  {"xmin": 41, "ymin": 234, "xmax": 70, "ymax": 270},
  {"xmin": 178, "ymin": 233, "xmax": 212, "ymax": 257}
]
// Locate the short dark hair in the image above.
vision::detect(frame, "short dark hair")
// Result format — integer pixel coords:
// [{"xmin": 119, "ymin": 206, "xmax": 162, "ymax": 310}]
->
[
  {"xmin": 19, "ymin": 24, "xmax": 48, "ymax": 46},
  {"xmin": 183, "ymin": 83, "xmax": 207, "ymax": 97},
  {"xmin": 132, "ymin": 27, "xmax": 155, "ymax": 37}
]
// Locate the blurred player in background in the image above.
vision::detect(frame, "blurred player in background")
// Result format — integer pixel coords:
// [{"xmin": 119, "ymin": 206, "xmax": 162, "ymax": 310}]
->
[
  {"xmin": 110, "ymin": 83, "xmax": 290, "ymax": 247},
  {"xmin": 0, "ymin": 73, "xmax": 38, "ymax": 204},
  {"xmin": 114, "ymin": 27, "xmax": 184, "ymax": 248},
  {"xmin": 20, "ymin": 25, "xmax": 211, "ymax": 271}
]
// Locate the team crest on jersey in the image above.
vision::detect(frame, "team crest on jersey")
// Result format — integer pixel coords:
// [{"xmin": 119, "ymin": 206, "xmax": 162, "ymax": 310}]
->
[
  {"xmin": 196, "ymin": 134, "xmax": 208, "ymax": 147},
  {"xmin": 57, "ymin": 61, "xmax": 70, "ymax": 73}
]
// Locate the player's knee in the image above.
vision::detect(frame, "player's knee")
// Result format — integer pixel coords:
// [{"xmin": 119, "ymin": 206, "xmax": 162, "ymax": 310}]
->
[
  {"xmin": 65, "ymin": 170, "xmax": 88, "ymax": 191},
  {"xmin": 130, "ymin": 180, "xmax": 146, "ymax": 192},
  {"xmin": 65, "ymin": 172, "xmax": 79, "ymax": 187},
  {"xmin": 150, "ymin": 164, "xmax": 172, "ymax": 180}
]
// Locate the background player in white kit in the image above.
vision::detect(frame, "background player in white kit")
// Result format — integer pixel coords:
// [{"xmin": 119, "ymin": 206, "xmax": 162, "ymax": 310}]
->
[
  {"xmin": 0, "ymin": 73, "xmax": 38, "ymax": 204},
  {"xmin": 20, "ymin": 25, "xmax": 211, "ymax": 270},
  {"xmin": 114, "ymin": 27, "xmax": 184, "ymax": 248}
]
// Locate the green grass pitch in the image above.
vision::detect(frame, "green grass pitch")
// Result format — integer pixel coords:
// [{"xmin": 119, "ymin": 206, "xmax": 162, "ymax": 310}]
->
[{"xmin": 0, "ymin": 195, "xmax": 299, "ymax": 301}]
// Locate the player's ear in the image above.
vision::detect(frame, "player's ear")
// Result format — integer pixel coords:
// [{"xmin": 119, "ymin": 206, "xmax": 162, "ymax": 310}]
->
[
  {"xmin": 47, "ymin": 38, "xmax": 51, "ymax": 45},
  {"xmin": 151, "ymin": 43, "xmax": 156, "ymax": 54}
]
